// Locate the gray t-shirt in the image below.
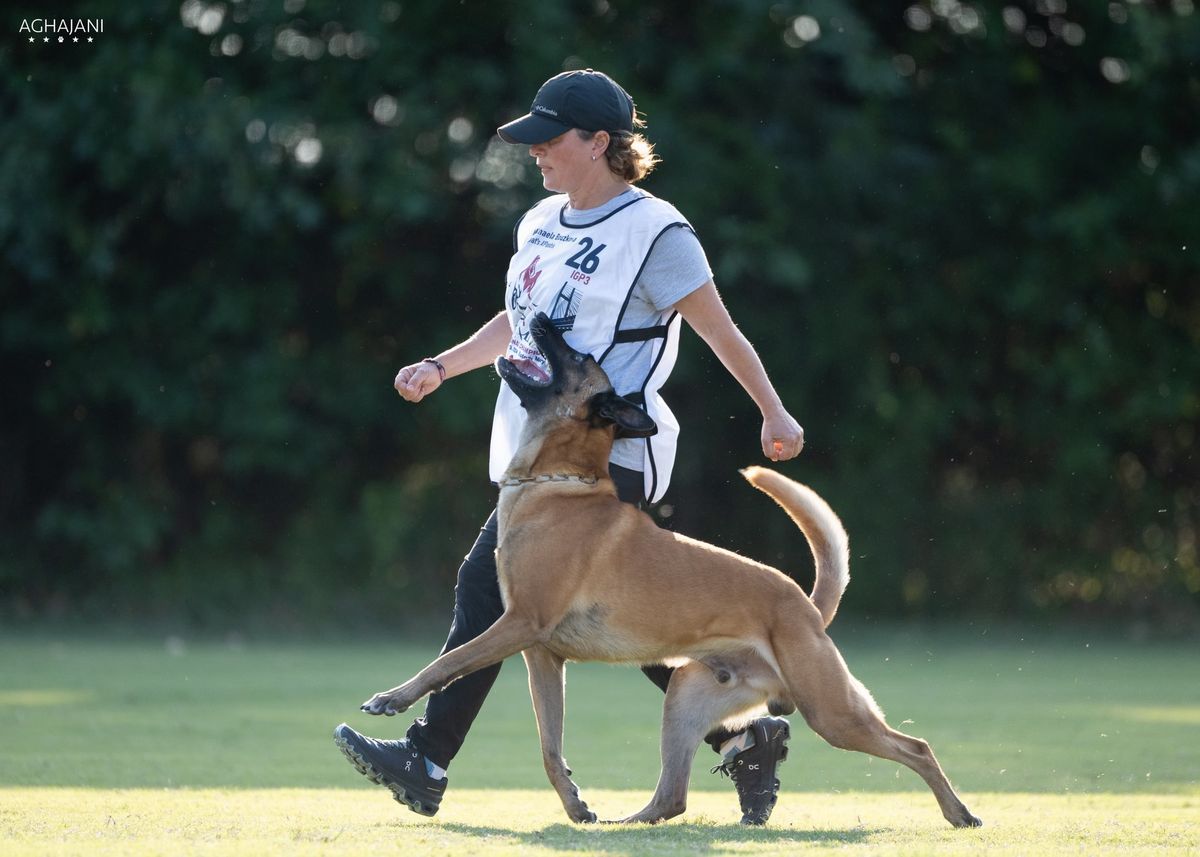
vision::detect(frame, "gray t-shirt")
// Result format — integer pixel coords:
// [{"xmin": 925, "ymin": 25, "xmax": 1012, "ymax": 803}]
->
[{"xmin": 559, "ymin": 188, "xmax": 712, "ymax": 473}]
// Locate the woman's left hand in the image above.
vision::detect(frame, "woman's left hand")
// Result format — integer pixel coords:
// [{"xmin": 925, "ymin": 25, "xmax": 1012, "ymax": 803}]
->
[{"xmin": 761, "ymin": 410, "xmax": 804, "ymax": 461}]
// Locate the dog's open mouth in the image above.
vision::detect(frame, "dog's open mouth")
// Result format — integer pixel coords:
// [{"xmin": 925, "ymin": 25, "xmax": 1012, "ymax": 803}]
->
[
  {"xmin": 509, "ymin": 358, "xmax": 550, "ymax": 384},
  {"xmin": 497, "ymin": 355, "xmax": 553, "ymax": 390},
  {"xmin": 498, "ymin": 313, "xmax": 567, "ymax": 395}
]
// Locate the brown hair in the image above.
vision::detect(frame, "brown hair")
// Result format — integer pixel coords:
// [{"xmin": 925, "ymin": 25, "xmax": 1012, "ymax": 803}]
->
[{"xmin": 577, "ymin": 114, "xmax": 660, "ymax": 183}]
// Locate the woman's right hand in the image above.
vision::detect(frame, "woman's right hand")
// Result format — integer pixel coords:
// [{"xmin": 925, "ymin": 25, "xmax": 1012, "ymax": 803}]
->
[{"xmin": 394, "ymin": 361, "xmax": 443, "ymax": 403}]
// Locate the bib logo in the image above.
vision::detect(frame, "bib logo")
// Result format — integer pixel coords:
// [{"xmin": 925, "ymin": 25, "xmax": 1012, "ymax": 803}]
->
[
  {"xmin": 519, "ymin": 256, "xmax": 543, "ymax": 297},
  {"xmin": 507, "ymin": 253, "xmax": 583, "ymax": 371},
  {"xmin": 510, "ymin": 256, "xmax": 542, "ymax": 322},
  {"xmin": 548, "ymin": 285, "xmax": 580, "ymax": 331},
  {"xmin": 19, "ymin": 18, "xmax": 104, "ymax": 43},
  {"xmin": 511, "ymin": 255, "xmax": 542, "ymax": 315}
]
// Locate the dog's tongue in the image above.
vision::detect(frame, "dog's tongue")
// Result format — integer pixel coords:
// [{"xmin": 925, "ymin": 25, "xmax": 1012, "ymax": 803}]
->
[{"xmin": 511, "ymin": 358, "xmax": 550, "ymax": 383}]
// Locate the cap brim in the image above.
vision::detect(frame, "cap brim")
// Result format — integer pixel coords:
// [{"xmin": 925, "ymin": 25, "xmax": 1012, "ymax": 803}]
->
[{"xmin": 497, "ymin": 112, "xmax": 571, "ymax": 144}]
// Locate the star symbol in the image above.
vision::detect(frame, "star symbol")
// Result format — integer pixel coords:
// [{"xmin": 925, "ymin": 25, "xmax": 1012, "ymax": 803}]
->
[
  {"xmin": 43, "ymin": 36, "xmax": 49, "ymax": 42},
  {"xmin": 57, "ymin": 36, "xmax": 63, "ymax": 43},
  {"xmin": 28, "ymin": 36, "xmax": 34, "ymax": 42},
  {"xmin": 73, "ymin": 36, "xmax": 79, "ymax": 42},
  {"xmin": 88, "ymin": 36, "xmax": 94, "ymax": 42}
]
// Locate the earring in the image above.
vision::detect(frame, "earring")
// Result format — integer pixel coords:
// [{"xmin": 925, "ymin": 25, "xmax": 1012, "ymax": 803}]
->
[{"xmin": 591, "ymin": 155, "xmax": 596, "ymax": 161}]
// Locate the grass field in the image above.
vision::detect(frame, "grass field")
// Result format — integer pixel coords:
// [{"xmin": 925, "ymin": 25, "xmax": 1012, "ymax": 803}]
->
[{"xmin": 2, "ymin": 624, "xmax": 1198, "ymax": 855}]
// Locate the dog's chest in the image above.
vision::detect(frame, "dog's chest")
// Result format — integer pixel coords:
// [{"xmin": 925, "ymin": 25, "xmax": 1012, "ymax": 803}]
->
[
  {"xmin": 546, "ymin": 603, "xmax": 629, "ymax": 661},
  {"xmin": 548, "ymin": 603, "xmax": 608, "ymax": 653}
]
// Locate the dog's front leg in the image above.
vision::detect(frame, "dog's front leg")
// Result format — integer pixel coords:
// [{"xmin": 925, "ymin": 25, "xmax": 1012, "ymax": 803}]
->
[
  {"xmin": 361, "ymin": 611, "xmax": 539, "ymax": 716},
  {"xmin": 523, "ymin": 645, "xmax": 597, "ymax": 824}
]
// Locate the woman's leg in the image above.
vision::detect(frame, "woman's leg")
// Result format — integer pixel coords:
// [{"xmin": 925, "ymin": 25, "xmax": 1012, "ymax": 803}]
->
[{"xmin": 404, "ymin": 508, "xmax": 504, "ymax": 769}]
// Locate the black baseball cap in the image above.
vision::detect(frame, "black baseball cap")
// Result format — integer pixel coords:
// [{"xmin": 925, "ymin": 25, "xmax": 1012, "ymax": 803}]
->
[{"xmin": 497, "ymin": 69, "xmax": 635, "ymax": 144}]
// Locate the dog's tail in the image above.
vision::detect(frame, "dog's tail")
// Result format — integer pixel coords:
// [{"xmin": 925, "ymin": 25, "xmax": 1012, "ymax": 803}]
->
[{"xmin": 740, "ymin": 466, "xmax": 850, "ymax": 628}]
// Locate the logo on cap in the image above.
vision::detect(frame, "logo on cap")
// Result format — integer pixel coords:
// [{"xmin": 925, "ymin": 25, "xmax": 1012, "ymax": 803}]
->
[{"xmin": 532, "ymin": 104, "xmax": 559, "ymax": 117}]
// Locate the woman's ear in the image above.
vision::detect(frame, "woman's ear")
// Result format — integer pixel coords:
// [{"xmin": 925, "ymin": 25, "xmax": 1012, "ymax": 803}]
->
[{"xmin": 592, "ymin": 129, "xmax": 611, "ymax": 158}]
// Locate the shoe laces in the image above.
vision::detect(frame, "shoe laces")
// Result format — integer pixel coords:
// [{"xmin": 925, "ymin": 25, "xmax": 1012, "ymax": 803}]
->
[
  {"xmin": 369, "ymin": 736, "xmax": 423, "ymax": 762},
  {"xmin": 715, "ymin": 751, "xmax": 777, "ymax": 796},
  {"xmin": 710, "ymin": 759, "xmax": 741, "ymax": 781}
]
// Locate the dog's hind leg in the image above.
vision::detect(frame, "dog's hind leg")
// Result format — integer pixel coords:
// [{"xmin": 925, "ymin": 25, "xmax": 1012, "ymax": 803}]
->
[
  {"xmin": 614, "ymin": 659, "xmax": 768, "ymax": 824},
  {"xmin": 522, "ymin": 645, "xmax": 598, "ymax": 824},
  {"xmin": 361, "ymin": 611, "xmax": 540, "ymax": 716},
  {"xmin": 775, "ymin": 626, "xmax": 982, "ymax": 829}
]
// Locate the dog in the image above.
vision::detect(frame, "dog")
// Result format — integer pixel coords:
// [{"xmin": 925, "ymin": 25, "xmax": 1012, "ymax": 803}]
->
[{"xmin": 360, "ymin": 312, "xmax": 981, "ymax": 829}]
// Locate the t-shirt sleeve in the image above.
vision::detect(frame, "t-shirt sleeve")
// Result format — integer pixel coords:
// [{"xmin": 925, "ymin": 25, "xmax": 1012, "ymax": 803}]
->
[{"xmin": 636, "ymin": 225, "xmax": 714, "ymax": 313}]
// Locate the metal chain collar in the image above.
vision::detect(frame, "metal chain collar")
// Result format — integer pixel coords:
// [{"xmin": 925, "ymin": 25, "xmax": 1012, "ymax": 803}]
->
[{"xmin": 497, "ymin": 474, "xmax": 599, "ymax": 488}]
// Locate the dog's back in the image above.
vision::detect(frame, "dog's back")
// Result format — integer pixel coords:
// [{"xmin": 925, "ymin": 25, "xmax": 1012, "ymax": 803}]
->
[{"xmin": 498, "ymin": 471, "xmax": 846, "ymax": 667}]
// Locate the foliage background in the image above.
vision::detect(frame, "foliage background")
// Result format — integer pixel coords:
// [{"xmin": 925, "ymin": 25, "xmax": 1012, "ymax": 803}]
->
[{"xmin": 2, "ymin": 0, "xmax": 1197, "ymax": 629}]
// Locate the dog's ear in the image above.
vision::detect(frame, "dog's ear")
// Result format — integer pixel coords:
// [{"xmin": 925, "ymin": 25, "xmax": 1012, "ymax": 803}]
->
[{"xmin": 591, "ymin": 392, "xmax": 658, "ymax": 438}]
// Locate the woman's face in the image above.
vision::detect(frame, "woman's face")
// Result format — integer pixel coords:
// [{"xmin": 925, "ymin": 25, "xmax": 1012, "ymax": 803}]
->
[{"xmin": 528, "ymin": 130, "xmax": 600, "ymax": 194}]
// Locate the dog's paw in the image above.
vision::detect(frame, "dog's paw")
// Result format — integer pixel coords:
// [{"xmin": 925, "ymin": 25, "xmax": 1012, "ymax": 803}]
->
[
  {"xmin": 569, "ymin": 803, "xmax": 597, "ymax": 824},
  {"xmin": 359, "ymin": 690, "xmax": 410, "ymax": 716},
  {"xmin": 949, "ymin": 809, "xmax": 983, "ymax": 829}
]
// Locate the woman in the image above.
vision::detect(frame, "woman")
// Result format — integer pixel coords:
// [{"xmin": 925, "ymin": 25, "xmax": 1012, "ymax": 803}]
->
[{"xmin": 335, "ymin": 69, "xmax": 804, "ymax": 826}]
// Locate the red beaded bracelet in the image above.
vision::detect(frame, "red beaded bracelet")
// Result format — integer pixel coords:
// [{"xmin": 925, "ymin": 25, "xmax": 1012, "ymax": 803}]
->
[{"xmin": 422, "ymin": 357, "xmax": 446, "ymax": 381}]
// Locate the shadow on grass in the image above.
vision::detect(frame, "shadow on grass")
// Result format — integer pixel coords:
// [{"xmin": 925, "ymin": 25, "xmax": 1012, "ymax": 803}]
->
[{"xmin": 439, "ymin": 821, "xmax": 878, "ymax": 853}]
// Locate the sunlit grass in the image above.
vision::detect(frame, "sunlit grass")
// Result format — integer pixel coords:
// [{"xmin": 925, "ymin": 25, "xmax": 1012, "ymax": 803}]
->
[
  {"xmin": 2, "ymin": 788, "xmax": 1197, "ymax": 856},
  {"xmin": 1, "ymin": 625, "xmax": 1197, "ymax": 854},
  {"xmin": 0, "ymin": 688, "xmax": 93, "ymax": 707},
  {"xmin": 1111, "ymin": 705, "xmax": 1200, "ymax": 726}
]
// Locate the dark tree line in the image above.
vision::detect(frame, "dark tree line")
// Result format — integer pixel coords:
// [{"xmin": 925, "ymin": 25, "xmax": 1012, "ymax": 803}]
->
[{"xmin": 2, "ymin": 1, "xmax": 1197, "ymax": 628}]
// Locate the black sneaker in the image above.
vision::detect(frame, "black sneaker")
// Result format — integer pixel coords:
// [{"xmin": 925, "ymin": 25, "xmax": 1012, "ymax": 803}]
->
[
  {"xmin": 711, "ymin": 716, "xmax": 791, "ymax": 825},
  {"xmin": 333, "ymin": 723, "xmax": 447, "ymax": 816}
]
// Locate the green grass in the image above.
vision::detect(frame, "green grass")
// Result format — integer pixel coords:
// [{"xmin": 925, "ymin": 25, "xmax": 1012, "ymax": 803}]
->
[{"xmin": 2, "ymin": 625, "xmax": 1198, "ymax": 855}]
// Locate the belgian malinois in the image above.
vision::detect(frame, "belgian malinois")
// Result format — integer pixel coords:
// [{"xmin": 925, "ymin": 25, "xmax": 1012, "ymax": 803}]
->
[{"xmin": 360, "ymin": 312, "xmax": 981, "ymax": 829}]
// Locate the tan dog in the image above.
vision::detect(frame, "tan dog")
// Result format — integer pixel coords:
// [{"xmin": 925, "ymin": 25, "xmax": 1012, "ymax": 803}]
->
[{"xmin": 362, "ymin": 312, "xmax": 981, "ymax": 829}]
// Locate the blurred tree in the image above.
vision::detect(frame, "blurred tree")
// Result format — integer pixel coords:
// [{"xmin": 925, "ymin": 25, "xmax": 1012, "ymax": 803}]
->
[{"xmin": 1, "ymin": 0, "xmax": 1196, "ymax": 628}]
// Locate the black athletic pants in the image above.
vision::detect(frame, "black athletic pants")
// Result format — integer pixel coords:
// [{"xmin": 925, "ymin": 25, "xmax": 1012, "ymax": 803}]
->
[{"xmin": 406, "ymin": 464, "xmax": 738, "ymax": 768}]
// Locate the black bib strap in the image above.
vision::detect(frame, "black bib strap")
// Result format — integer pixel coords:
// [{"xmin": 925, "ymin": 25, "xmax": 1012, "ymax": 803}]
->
[
  {"xmin": 619, "ymin": 391, "xmax": 646, "ymax": 406},
  {"xmin": 611, "ymin": 325, "xmax": 669, "ymax": 344}
]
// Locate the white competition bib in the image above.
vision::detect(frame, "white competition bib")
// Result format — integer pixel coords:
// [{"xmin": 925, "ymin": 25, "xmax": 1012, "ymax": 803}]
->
[{"xmin": 489, "ymin": 192, "xmax": 690, "ymax": 502}]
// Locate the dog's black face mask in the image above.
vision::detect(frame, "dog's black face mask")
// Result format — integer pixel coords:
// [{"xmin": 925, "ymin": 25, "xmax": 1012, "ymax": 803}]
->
[{"xmin": 496, "ymin": 312, "xmax": 657, "ymax": 439}]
